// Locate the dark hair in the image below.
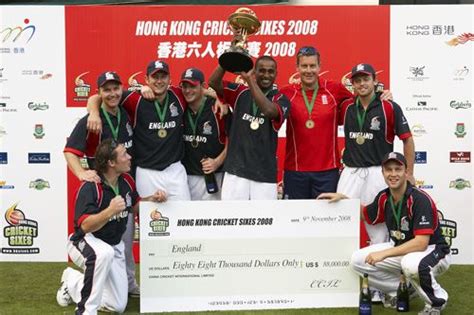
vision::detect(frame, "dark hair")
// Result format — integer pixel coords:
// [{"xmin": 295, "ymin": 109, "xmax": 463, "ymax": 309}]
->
[
  {"xmin": 296, "ymin": 46, "xmax": 321, "ymax": 65},
  {"xmin": 255, "ymin": 55, "xmax": 277, "ymax": 69},
  {"xmin": 94, "ymin": 139, "xmax": 118, "ymax": 175}
]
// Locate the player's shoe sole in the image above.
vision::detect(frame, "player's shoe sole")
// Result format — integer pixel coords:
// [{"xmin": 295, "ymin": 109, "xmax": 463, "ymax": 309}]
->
[{"xmin": 56, "ymin": 267, "xmax": 73, "ymax": 307}]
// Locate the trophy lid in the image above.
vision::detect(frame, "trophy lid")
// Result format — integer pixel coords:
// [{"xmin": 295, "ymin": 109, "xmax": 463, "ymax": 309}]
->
[{"xmin": 228, "ymin": 7, "xmax": 261, "ymax": 35}]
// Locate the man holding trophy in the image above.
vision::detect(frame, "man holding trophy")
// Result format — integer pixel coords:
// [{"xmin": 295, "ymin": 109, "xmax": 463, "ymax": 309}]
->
[{"xmin": 209, "ymin": 8, "xmax": 290, "ymax": 200}]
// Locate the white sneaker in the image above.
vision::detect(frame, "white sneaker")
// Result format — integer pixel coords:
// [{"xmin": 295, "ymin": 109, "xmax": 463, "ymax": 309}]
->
[
  {"xmin": 129, "ymin": 286, "xmax": 140, "ymax": 298},
  {"xmin": 56, "ymin": 267, "xmax": 73, "ymax": 307},
  {"xmin": 418, "ymin": 303, "xmax": 446, "ymax": 315}
]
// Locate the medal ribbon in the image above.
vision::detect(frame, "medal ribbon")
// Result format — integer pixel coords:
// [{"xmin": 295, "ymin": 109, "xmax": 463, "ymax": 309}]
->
[
  {"xmin": 101, "ymin": 105, "xmax": 121, "ymax": 141},
  {"xmin": 153, "ymin": 93, "xmax": 170, "ymax": 125},
  {"xmin": 389, "ymin": 195, "xmax": 404, "ymax": 231},
  {"xmin": 251, "ymin": 90, "xmax": 271, "ymax": 117},
  {"xmin": 186, "ymin": 97, "xmax": 207, "ymax": 136},
  {"xmin": 105, "ymin": 180, "xmax": 120, "ymax": 196},
  {"xmin": 302, "ymin": 82, "xmax": 319, "ymax": 119},
  {"xmin": 355, "ymin": 94, "xmax": 376, "ymax": 132}
]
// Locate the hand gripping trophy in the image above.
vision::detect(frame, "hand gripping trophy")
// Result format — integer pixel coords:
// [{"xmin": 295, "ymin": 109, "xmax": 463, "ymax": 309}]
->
[{"xmin": 218, "ymin": 7, "xmax": 261, "ymax": 73}]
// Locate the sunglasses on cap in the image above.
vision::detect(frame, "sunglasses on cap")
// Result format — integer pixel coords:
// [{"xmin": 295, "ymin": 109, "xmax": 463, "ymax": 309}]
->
[{"xmin": 297, "ymin": 46, "xmax": 318, "ymax": 56}]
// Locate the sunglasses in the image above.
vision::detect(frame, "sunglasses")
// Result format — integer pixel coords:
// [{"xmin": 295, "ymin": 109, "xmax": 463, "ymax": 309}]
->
[{"xmin": 297, "ymin": 46, "xmax": 318, "ymax": 56}]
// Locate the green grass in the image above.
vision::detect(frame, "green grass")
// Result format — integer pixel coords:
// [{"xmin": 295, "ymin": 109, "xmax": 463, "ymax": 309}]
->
[{"xmin": 0, "ymin": 263, "xmax": 472, "ymax": 315}]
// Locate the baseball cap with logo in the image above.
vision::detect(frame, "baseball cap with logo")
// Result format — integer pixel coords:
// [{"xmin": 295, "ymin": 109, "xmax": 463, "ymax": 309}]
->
[
  {"xmin": 147, "ymin": 60, "xmax": 170, "ymax": 76},
  {"xmin": 97, "ymin": 71, "xmax": 121, "ymax": 88},
  {"xmin": 180, "ymin": 68, "xmax": 205, "ymax": 86},
  {"xmin": 350, "ymin": 63, "xmax": 376, "ymax": 79},
  {"xmin": 382, "ymin": 152, "xmax": 407, "ymax": 167}
]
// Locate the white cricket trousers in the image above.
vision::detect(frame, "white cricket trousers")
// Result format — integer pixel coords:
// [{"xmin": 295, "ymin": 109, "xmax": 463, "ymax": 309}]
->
[
  {"xmin": 122, "ymin": 213, "xmax": 138, "ymax": 292},
  {"xmin": 351, "ymin": 242, "xmax": 452, "ymax": 308},
  {"xmin": 66, "ymin": 234, "xmax": 128, "ymax": 315},
  {"xmin": 188, "ymin": 173, "xmax": 223, "ymax": 200},
  {"xmin": 337, "ymin": 166, "xmax": 388, "ymax": 244},
  {"xmin": 136, "ymin": 162, "xmax": 191, "ymax": 200},
  {"xmin": 221, "ymin": 172, "xmax": 277, "ymax": 200}
]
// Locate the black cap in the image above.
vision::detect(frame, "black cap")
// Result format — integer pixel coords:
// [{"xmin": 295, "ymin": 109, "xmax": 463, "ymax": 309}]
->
[
  {"xmin": 146, "ymin": 60, "xmax": 170, "ymax": 76},
  {"xmin": 350, "ymin": 63, "xmax": 376, "ymax": 79},
  {"xmin": 382, "ymin": 152, "xmax": 407, "ymax": 167},
  {"xmin": 97, "ymin": 71, "xmax": 121, "ymax": 88},
  {"xmin": 180, "ymin": 68, "xmax": 204, "ymax": 86}
]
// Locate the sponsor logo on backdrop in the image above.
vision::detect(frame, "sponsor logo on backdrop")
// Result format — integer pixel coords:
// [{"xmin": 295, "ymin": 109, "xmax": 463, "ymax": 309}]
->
[
  {"xmin": 40, "ymin": 73, "xmax": 53, "ymax": 80},
  {"xmin": 407, "ymin": 66, "xmax": 429, "ymax": 81},
  {"xmin": 2, "ymin": 202, "xmax": 39, "ymax": 254},
  {"xmin": 28, "ymin": 153, "xmax": 50, "ymax": 164},
  {"xmin": 0, "ymin": 102, "xmax": 17, "ymax": 113},
  {"xmin": 450, "ymin": 151, "xmax": 471, "ymax": 163},
  {"xmin": 22, "ymin": 69, "xmax": 48, "ymax": 77},
  {"xmin": 74, "ymin": 72, "xmax": 91, "ymax": 101},
  {"xmin": 411, "ymin": 124, "xmax": 427, "ymax": 137},
  {"xmin": 29, "ymin": 179, "xmax": 50, "ymax": 190},
  {"xmin": 127, "ymin": 72, "xmax": 143, "ymax": 92},
  {"xmin": 0, "ymin": 125, "xmax": 6, "ymax": 138},
  {"xmin": 455, "ymin": 123, "xmax": 467, "ymax": 138},
  {"xmin": 405, "ymin": 24, "xmax": 455, "ymax": 36},
  {"xmin": 438, "ymin": 210, "xmax": 458, "ymax": 255},
  {"xmin": 450, "ymin": 100, "xmax": 471, "ymax": 109},
  {"xmin": 149, "ymin": 209, "xmax": 170, "ymax": 236},
  {"xmin": 405, "ymin": 100, "xmax": 437, "ymax": 112},
  {"xmin": 0, "ymin": 152, "xmax": 7, "ymax": 164},
  {"xmin": 415, "ymin": 179, "xmax": 433, "ymax": 189},
  {"xmin": 415, "ymin": 151, "xmax": 427, "ymax": 164},
  {"xmin": 0, "ymin": 67, "xmax": 7, "ymax": 83},
  {"xmin": 449, "ymin": 178, "xmax": 471, "ymax": 190},
  {"xmin": 0, "ymin": 180, "xmax": 14, "ymax": 189},
  {"xmin": 28, "ymin": 101, "xmax": 49, "ymax": 111},
  {"xmin": 446, "ymin": 33, "xmax": 474, "ymax": 46},
  {"xmin": 453, "ymin": 66, "xmax": 469, "ymax": 81},
  {"xmin": 0, "ymin": 18, "xmax": 36, "ymax": 54},
  {"xmin": 33, "ymin": 124, "xmax": 45, "ymax": 139}
]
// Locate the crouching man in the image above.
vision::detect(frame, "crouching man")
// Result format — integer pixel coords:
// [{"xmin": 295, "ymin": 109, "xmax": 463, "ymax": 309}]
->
[
  {"xmin": 318, "ymin": 152, "xmax": 451, "ymax": 315},
  {"xmin": 57, "ymin": 139, "xmax": 166, "ymax": 314}
]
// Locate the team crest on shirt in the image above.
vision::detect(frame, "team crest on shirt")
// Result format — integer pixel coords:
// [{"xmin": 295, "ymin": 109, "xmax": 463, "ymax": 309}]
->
[
  {"xmin": 126, "ymin": 122, "xmax": 133, "ymax": 136},
  {"xmin": 169, "ymin": 103, "xmax": 179, "ymax": 117},
  {"xmin": 370, "ymin": 116, "xmax": 381, "ymax": 131},
  {"xmin": 202, "ymin": 121, "xmax": 212, "ymax": 135},
  {"xmin": 400, "ymin": 216, "xmax": 410, "ymax": 231}
]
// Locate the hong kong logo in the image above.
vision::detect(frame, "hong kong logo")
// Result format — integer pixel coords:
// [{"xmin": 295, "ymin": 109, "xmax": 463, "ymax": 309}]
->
[
  {"xmin": 2, "ymin": 202, "xmax": 39, "ymax": 254},
  {"xmin": 455, "ymin": 123, "xmax": 466, "ymax": 138},
  {"xmin": 149, "ymin": 209, "xmax": 169, "ymax": 236}
]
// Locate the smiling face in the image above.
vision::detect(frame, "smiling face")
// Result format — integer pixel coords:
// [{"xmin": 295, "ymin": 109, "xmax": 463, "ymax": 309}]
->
[
  {"xmin": 99, "ymin": 81, "xmax": 123, "ymax": 110},
  {"xmin": 382, "ymin": 160, "xmax": 408, "ymax": 191},
  {"xmin": 110, "ymin": 144, "xmax": 131, "ymax": 174},
  {"xmin": 255, "ymin": 58, "xmax": 277, "ymax": 90},
  {"xmin": 296, "ymin": 55, "xmax": 320, "ymax": 89},
  {"xmin": 145, "ymin": 71, "xmax": 170, "ymax": 97},
  {"xmin": 181, "ymin": 81, "xmax": 204, "ymax": 105},
  {"xmin": 351, "ymin": 74, "xmax": 377, "ymax": 98}
]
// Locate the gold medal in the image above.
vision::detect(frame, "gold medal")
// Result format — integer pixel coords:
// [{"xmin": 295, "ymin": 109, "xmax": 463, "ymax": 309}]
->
[
  {"xmin": 356, "ymin": 135, "xmax": 365, "ymax": 145},
  {"xmin": 191, "ymin": 139, "xmax": 199, "ymax": 148},
  {"xmin": 393, "ymin": 230, "xmax": 401, "ymax": 240},
  {"xmin": 250, "ymin": 120, "xmax": 260, "ymax": 130},
  {"xmin": 158, "ymin": 129, "xmax": 167, "ymax": 138},
  {"xmin": 305, "ymin": 119, "xmax": 315, "ymax": 129}
]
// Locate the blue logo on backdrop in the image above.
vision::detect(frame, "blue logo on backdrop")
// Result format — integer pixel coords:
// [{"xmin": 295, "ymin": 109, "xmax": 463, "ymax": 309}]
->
[
  {"xmin": 415, "ymin": 151, "xmax": 427, "ymax": 164},
  {"xmin": 28, "ymin": 152, "xmax": 50, "ymax": 164},
  {"xmin": 0, "ymin": 152, "xmax": 7, "ymax": 164}
]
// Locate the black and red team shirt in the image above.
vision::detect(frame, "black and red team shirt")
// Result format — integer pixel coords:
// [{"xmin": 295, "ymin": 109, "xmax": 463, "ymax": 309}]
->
[
  {"xmin": 64, "ymin": 106, "xmax": 133, "ymax": 169},
  {"xmin": 182, "ymin": 97, "xmax": 227, "ymax": 176},
  {"xmin": 221, "ymin": 81, "xmax": 290, "ymax": 183},
  {"xmin": 280, "ymin": 79, "xmax": 353, "ymax": 172},
  {"xmin": 121, "ymin": 87, "xmax": 187, "ymax": 171},
  {"xmin": 339, "ymin": 95, "xmax": 412, "ymax": 167},
  {"xmin": 71, "ymin": 173, "xmax": 139, "ymax": 246},
  {"xmin": 364, "ymin": 183, "xmax": 448, "ymax": 247}
]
